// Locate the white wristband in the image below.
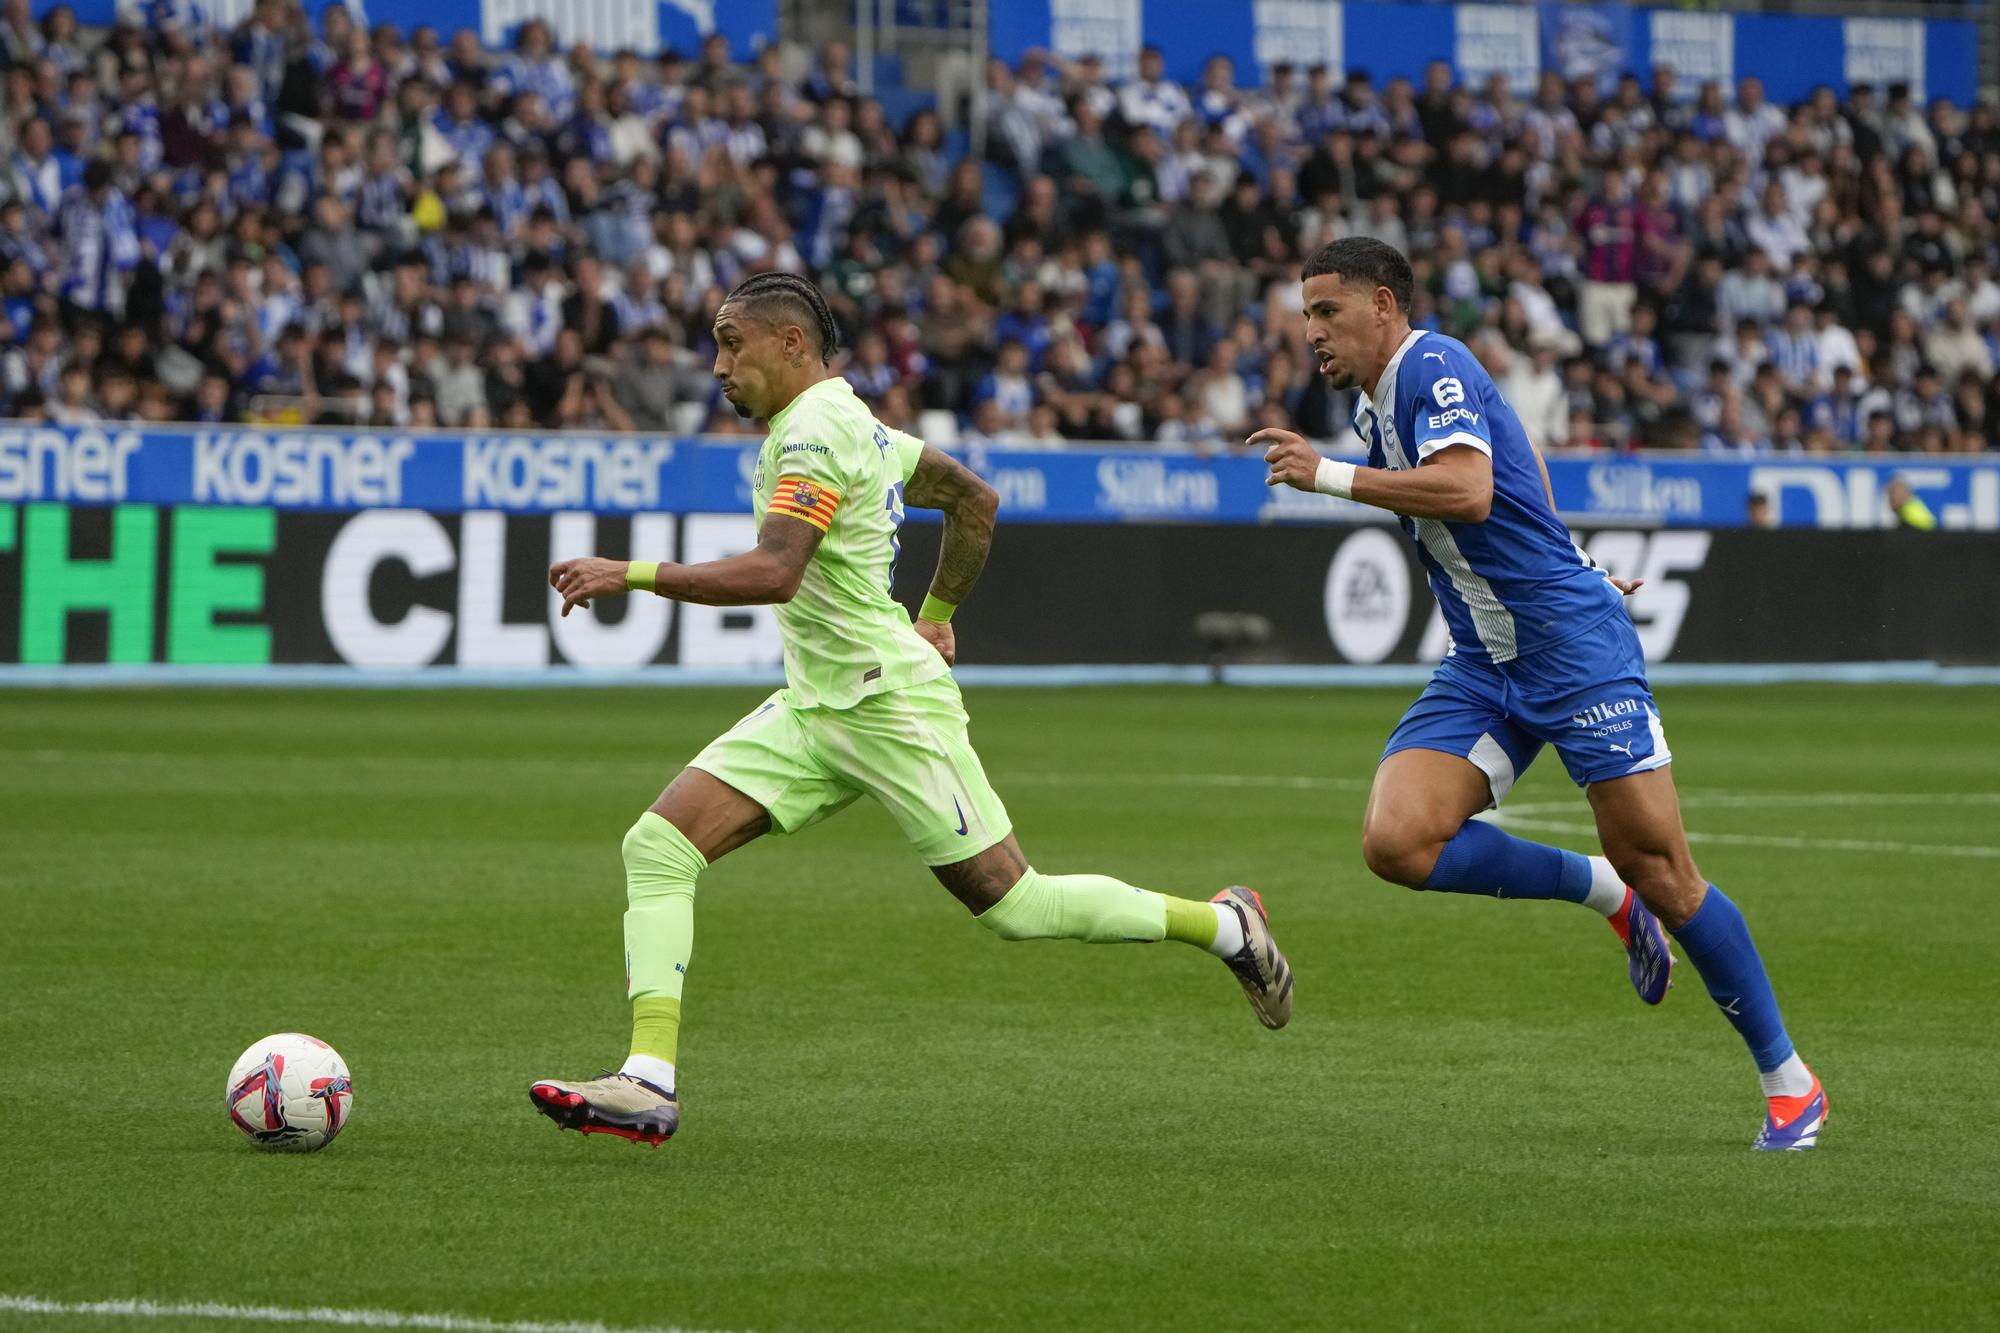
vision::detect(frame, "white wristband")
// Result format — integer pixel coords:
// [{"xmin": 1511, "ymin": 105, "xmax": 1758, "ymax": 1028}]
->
[{"xmin": 1314, "ymin": 457, "xmax": 1358, "ymax": 500}]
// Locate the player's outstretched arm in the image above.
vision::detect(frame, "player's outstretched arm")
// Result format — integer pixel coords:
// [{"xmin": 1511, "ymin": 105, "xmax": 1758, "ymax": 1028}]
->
[
  {"xmin": 549, "ymin": 514, "xmax": 824, "ymax": 616},
  {"xmin": 901, "ymin": 445, "xmax": 999, "ymax": 666},
  {"xmin": 1252, "ymin": 428, "xmax": 1493, "ymax": 523}
]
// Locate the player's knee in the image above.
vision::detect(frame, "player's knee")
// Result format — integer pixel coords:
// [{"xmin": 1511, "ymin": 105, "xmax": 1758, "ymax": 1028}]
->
[
  {"xmin": 623, "ymin": 813, "xmax": 705, "ymax": 904},
  {"xmin": 974, "ymin": 868, "xmax": 1054, "ymax": 940},
  {"xmin": 1360, "ymin": 823, "xmax": 1436, "ymax": 889}
]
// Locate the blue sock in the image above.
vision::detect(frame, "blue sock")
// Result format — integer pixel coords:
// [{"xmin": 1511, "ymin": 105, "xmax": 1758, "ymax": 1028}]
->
[
  {"xmin": 1419, "ymin": 819, "xmax": 1593, "ymax": 903},
  {"xmin": 1670, "ymin": 886, "xmax": 1795, "ymax": 1073}
]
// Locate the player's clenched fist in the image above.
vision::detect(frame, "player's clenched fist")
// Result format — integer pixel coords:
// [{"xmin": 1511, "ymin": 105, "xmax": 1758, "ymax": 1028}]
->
[
  {"xmin": 549, "ymin": 556, "xmax": 630, "ymax": 617},
  {"xmin": 1250, "ymin": 428, "xmax": 1323, "ymax": 491},
  {"xmin": 914, "ymin": 616, "xmax": 956, "ymax": 666}
]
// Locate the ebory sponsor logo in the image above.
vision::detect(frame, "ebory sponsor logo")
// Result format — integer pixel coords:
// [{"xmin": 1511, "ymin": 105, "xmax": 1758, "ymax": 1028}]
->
[
  {"xmin": 462, "ymin": 435, "xmax": 676, "ymax": 510},
  {"xmin": 1095, "ymin": 457, "xmax": 1220, "ymax": 515},
  {"xmin": 1426, "ymin": 407, "xmax": 1481, "ymax": 431},
  {"xmin": 1571, "ymin": 697, "xmax": 1642, "ymax": 728}
]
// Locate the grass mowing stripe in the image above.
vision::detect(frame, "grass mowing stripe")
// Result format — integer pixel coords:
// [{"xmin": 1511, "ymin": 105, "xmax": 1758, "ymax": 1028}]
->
[{"xmin": 0, "ymin": 1296, "xmax": 721, "ymax": 1333}]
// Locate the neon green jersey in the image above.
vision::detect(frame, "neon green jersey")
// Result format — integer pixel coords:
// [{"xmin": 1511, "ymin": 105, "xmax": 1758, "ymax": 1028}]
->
[{"xmin": 755, "ymin": 376, "xmax": 946, "ymax": 710}]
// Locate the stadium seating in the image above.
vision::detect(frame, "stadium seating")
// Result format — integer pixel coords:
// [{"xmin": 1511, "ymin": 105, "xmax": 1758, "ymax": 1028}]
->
[{"xmin": 0, "ymin": 4, "xmax": 1994, "ymax": 455}]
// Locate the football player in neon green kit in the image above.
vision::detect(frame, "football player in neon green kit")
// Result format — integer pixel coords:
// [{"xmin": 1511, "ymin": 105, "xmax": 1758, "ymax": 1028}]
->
[{"xmin": 531, "ymin": 274, "xmax": 1293, "ymax": 1146}]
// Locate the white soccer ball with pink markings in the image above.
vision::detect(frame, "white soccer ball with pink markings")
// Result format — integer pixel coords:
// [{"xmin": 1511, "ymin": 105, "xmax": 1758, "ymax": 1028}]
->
[{"xmin": 225, "ymin": 1033, "xmax": 354, "ymax": 1152}]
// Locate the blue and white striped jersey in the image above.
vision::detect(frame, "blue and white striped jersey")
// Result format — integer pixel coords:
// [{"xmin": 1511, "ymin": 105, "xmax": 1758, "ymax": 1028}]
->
[{"xmin": 1350, "ymin": 329, "xmax": 1624, "ymax": 665}]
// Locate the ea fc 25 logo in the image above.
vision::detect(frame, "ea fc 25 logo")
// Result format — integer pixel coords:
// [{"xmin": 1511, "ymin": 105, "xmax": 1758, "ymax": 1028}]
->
[{"xmin": 1323, "ymin": 528, "xmax": 1412, "ymax": 665}]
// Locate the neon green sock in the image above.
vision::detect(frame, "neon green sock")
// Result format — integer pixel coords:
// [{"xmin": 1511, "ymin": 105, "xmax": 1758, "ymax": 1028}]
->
[
  {"xmin": 622, "ymin": 812, "xmax": 705, "ymax": 1003},
  {"xmin": 975, "ymin": 868, "xmax": 1168, "ymax": 943},
  {"xmin": 1162, "ymin": 895, "xmax": 1219, "ymax": 949},
  {"xmin": 629, "ymin": 996, "xmax": 682, "ymax": 1065}
]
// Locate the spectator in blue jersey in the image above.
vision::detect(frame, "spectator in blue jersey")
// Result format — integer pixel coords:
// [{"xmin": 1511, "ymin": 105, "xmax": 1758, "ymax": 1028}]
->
[
  {"xmin": 1258, "ymin": 236, "xmax": 1828, "ymax": 1149},
  {"xmin": 1117, "ymin": 46, "xmax": 1192, "ymax": 140},
  {"xmin": 491, "ymin": 19, "xmax": 573, "ymax": 121},
  {"xmin": 56, "ymin": 158, "xmax": 139, "ymax": 323},
  {"xmin": 1765, "ymin": 301, "xmax": 1822, "ymax": 397},
  {"xmin": 7, "ymin": 118, "xmax": 62, "ymax": 222}
]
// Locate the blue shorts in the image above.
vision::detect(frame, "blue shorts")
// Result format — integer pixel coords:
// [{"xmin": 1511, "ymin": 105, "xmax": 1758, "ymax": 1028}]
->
[{"xmin": 1382, "ymin": 611, "xmax": 1672, "ymax": 805}]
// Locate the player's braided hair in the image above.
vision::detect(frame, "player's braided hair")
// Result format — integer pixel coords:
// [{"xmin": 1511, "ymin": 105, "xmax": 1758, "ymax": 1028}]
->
[{"xmin": 724, "ymin": 272, "xmax": 842, "ymax": 366}]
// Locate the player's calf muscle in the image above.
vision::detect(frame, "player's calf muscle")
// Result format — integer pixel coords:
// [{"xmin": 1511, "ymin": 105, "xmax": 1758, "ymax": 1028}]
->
[{"xmin": 931, "ymin": 836, "xmax": 1029, "ymax": 912}]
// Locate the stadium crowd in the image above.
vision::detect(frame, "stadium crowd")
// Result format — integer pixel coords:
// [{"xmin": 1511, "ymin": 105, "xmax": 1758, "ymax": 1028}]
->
[{"xmin": 1, "ymin": 0, "xmax": 1998, "ymax": 455}]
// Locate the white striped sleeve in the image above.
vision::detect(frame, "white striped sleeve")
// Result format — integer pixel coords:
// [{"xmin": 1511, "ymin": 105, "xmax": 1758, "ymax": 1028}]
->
[{"xmin": 1415, "ymin": 430, "xmax": 1492, "ymax": 460}]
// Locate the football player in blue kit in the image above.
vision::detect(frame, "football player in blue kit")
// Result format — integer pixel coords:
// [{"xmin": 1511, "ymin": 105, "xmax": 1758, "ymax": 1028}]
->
[{"xmin": 1254, "ymin": 238, "xmax": 1825, "ymax": 1150}]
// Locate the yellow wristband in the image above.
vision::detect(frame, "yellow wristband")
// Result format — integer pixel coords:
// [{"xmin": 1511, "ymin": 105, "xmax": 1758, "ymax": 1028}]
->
[
  {"xmin": 625, "ymin": 561, "xmax": 658, "ymax": 592},
  {"xmin": 919, "ymin": 593, "xmax": 956, "ymax": 624}
]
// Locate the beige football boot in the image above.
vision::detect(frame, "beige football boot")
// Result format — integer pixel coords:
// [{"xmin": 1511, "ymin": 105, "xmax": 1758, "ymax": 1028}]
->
[
  {"xmin": 1210, "ymin": 887, "xmax": 1294, "ymax": 1030},
  {"xmin": 529, "ymin": 1072, "xmax": 679, "ymax": 1146}
]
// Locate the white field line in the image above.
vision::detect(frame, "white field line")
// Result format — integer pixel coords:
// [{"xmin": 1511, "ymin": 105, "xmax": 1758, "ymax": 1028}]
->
[
  {"xmin": 3, "ymin": 751, "xmax": 1378, "ymax": 794},
  {"xmin": 1493, "ymin": 815, "xmax": 2000, "ymax": 860},
  {"xmin": 1001, "ymin": 769, "xmax": 1374, "ymax": 793},
  {"xmin": 0, "ymin": 1294, "xmax": 724, "ymax": 1333},
  {"xmin": 11, "ymin": 748, "xmax": 1995, "ymax": 857}
]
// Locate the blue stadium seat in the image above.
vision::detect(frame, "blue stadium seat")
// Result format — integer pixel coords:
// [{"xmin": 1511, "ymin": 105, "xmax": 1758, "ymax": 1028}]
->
[
  {"xmin": 941, "ymin": 127, "xmax": 970, "ymax": 169},
  {"xmin": 980, "ymin": 162, "xmax": 1019, "ymax": 222},
  {"xmin": 875, "ymin": 88, "xmax": 937, "ymax": 132}
]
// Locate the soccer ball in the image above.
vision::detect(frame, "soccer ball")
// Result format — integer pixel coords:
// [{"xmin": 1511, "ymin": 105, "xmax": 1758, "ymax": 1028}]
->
[{"xmin": 225, "ymin": 1033, "xmax": 354, "ymax": 1152}]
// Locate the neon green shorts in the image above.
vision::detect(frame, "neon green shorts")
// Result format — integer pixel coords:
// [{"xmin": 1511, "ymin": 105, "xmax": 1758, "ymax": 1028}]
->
[{"xmin": 688, "ymin": 674, "xmax": 1013, "ymax": 866}]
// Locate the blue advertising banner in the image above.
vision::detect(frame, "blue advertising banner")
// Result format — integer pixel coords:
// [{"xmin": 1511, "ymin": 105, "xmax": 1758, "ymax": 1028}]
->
[
  {"xmin": 4, "ymin": 425, "xmax": 1996, "ymax": 530},
  {"xmin": 985, "ymin": 1, "xmax": 1979, "ymax": 105},
  {"xmin": 1541, "ymin": 3, "xmax": 1639, "ymax": 99},
  {"xmin": 42, "ymin": 0, "xmax": 776, "ymax": 57}
]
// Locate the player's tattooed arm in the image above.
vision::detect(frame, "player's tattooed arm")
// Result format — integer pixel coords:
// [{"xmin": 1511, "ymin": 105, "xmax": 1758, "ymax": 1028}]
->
[
  {"xmin": 903, "ymin": 445, "xmax": 999, "ymax": 608},
  {"xmin": 549, "ymin": 515, "xmax": 824, "ymax": 615},
  {"xmin": 657, "ymin": 513, "xmax": 823, "ymax": 606}
]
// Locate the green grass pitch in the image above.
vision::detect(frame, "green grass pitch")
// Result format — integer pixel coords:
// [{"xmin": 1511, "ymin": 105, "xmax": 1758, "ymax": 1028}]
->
[{"xmin": 2, "ymin": 683, "xmax": 1996, "ymax": 1332}]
